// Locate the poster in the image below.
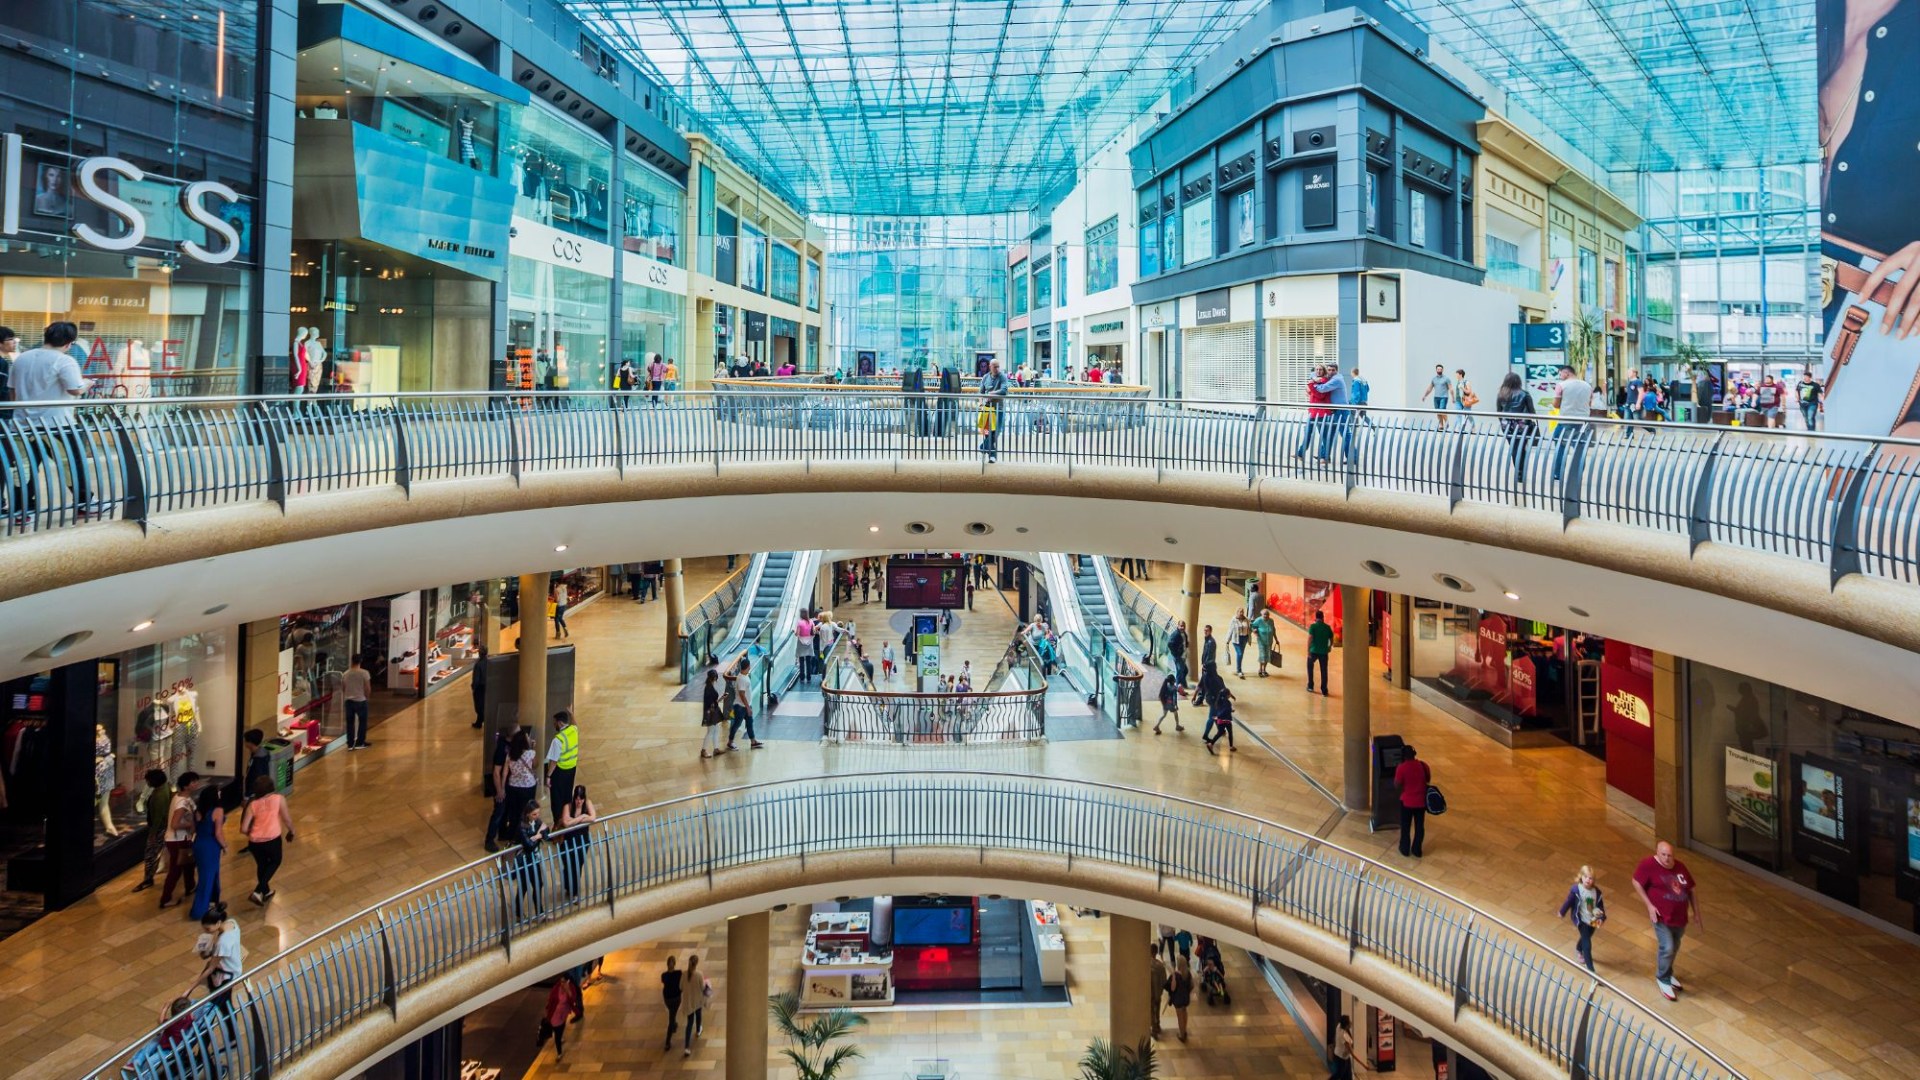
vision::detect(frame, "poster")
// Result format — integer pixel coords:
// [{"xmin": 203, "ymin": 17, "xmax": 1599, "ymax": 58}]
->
[
  {"xmin": 1791, "ymin": 753, "xmax": 1862, "ymax": 874},
  {"xmin": 1798, "ymin": 759, "xmax": 1845, "ymax": 841},
  {"xmin": 1508, "ymin": 655, "xmax": 1538, "ymax": 716},
  {"xmin": 1410, "ymin": 190, "xmax": 1428, "ymax": 247},
  {"xmin": 387, "ymin": 591, "xmax": 422, "ymax": 691},
  {"xmin": 1723, "ymin": 746, "xmax": 1778, "ymax": 838},
  {"xmin": 1909, "ymin": 796, "xmax": 1920, "ymax": 874}
]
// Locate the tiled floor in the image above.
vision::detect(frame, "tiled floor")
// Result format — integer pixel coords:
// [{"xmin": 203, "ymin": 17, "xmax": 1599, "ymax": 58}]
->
[{"xmin": 2, "ymin": 556, "xmax": 1917, "ymax": 1079}]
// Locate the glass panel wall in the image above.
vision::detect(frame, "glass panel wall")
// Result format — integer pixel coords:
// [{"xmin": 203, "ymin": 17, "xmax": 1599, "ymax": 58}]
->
[
  {"xmin": 622, "ymin": 156, "xmax": 683, "ymax": 265},
  {"xmin": 621, "ymin": 284, "xmax": 682, "ymax": 373},
  {"xmin": 508, "ymin": 105, "xmax": 611, "ymax": 243}
]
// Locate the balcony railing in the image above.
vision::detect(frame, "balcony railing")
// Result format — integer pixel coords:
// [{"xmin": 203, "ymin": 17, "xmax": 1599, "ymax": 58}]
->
[
  {"xmin": 89, "ymin": 771, "xmax": 1742, "ymax": 1080},
  {"xmin": 2, "ymin": 390, "xmax": 1916, "ymax": 589}
]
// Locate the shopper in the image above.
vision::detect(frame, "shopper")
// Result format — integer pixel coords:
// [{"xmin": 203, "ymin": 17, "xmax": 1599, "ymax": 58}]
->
[
  {"xmin": 1550, "ymin": 364, "xmax": 1594, "ymax": 482},
  {"xmin": 978, "ymin": 358, "xmax": 1009, "ymax": 461},
  {"xmin": 1755, "ymin": 375, "xmax": 1785, "ymax": 427},
  {"xmin": 1454, "ymin": 368, "xmax": 1478, "ymax": 416},
  {"xmin": 188, "ymin": 904, "xmax": 243, "ymax": 1027},
  {"xmin": 1798, "ymin": 370, "xmax": 1823, "ymax": 430},
  {"xmin": 500, "ymin": 728, "xmax": 540, "ymax": 844},
  {"xmin": 1203, "ymin": 676, "xmax": 1237, "ymax": 754},
  {"xmin": 1631, "ymin": 841, "xmax": 1700, "ymax": 1001},
  {"xmin": 132, "ymin": 769, "xmax": 173, "ymax": 893},
  {"xmin": 660, "ymin": 954, "xmax": 685, "ymax": 1050},
  {"xmin": 550, "ymin": 582, "xmax": 570, "ymax": 639},
  {"xmin": 1149, "ymin": 944, "xmax": 1169, "ymax": 1039},
  {"xmin": 512, "ymin": 802, "xmax": 548, "ymax": 920},
  {"xmin": 243, "ymin": 728, "xmax": 271, "ymax": 791},
  {"xmin": 682, "ymin": 953, "xmax": 712, "ymax": 1055},
  {"xmin": 557, "ymin": 785, "xmax": 596, "ymax": 898},
  {"xmin": 727, "ymin": 656, "xmax": 762, "ymax": 749},
  {"xmin": 544, "ymin": 710, "xmax": 580, "ymax": 815},
  {"xmin": 240, "ymin": 775, "xmax": 294, "ymax": 905},
  {"xmin": 1158, "ymin": 923, "xmax": 1178, "ymax": 964},
  {"xmin": 1254, "ymin": 610, "xmax": 1277, "ymax": 677},
  {"xmin": 1305, "ymin": 610, "xmax": 1333, "ymax": 696},
  {"xmin": 700, "ymin": 669, "xmax": 726, "ymax": 759},
  {"xmin": 189, "ymin": 785, "xmax": 227, "ymax": 920},
  {"xmin": 1166, "ymin": 956, "xmax": 1194, "ymax": 1042},
  {"xmin": 1199, "ymin": 625, "xmax": 1218, "ymax": 675},
  {"xmin": 8, "ymin": 321, "xmax": 91, "ymax": 516},
  {"xmin": 341, "ymin": 655, "xmax": 372, "ymax": 749},
  {"xmin": 1419, "ymin": 364, "xmax": 1454, "ymax": 428},
  {"xmin": 536, "ymin": 972, "xmax": 583, "ymax": 1061},
  {"xmin": 484, "ymin": 723, "xmax": 523, "ymax": 852},
  {"xmin": 1329, "ymin": 1015, "xmax": 1355, "ymax": 1080},
  {"xmin": 1557, "ymin": 865, "xmax": 1608, "ymax": 974},
  {"xmin": 1153, "ymin": 675, "xmax": 1184, "ymax": 734},
  {"xmin": 1392, "ymin": 745, "xmax": 1431, "ymax": 859},
  {"xmin": 795, "ymin": 612, "xmax": 815, "ymax": 683},
  {"xmin": 470, "ymin": 644, "xmax": 489, "ymax": 729},
  {"xmin": 158, "ymin": 772, "xmax": 200, "ymax": 910},
  {"xmin": 1496, "ymin": 372, "xmax": 1538, "ymax": 484}
]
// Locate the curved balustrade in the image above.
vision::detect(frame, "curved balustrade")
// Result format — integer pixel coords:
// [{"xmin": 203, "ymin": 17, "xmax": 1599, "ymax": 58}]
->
[
  {"xmin": 2, "ymin": 391, "xmax": 1916, "ymax": 591},
  {"xmin": 822, "ymin": 687, "xmax": 1046, "ymax": 742},
  {"xmin": 91, "ymin": 772, "xmax": 1740, "ymax": 1080}
]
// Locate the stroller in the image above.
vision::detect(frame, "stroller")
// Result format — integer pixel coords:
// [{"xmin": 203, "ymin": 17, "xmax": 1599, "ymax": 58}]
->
[{"xmin": 1196, "ymin": 936, "xmax": 1229, "ymax": 1006}]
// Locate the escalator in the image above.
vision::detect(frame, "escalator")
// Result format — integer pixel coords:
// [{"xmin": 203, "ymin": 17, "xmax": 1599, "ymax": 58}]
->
[{"xmin": 719, "ymin": 551, "xmax": 802, "ymax": 657}]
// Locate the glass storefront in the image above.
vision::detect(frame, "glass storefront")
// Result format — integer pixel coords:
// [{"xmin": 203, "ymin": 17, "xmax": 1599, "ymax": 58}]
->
[
  {"xmin": 0, "ymin": 0, "xmax": 262, "ymax": 396},
  {"xmin": 621, "ymin": 284, "xmax": 682, "ymax": 373},
  {"xmin": 622, "ymin": 155, "xmax": 682, "ymax": 265},
  {"xmin": 508, "ymin": 106, "xmax": 611, "ymax": 244},
  {"xmin": 508, "ymin": 254, "xmax": 612, "ymax": 393},
  {"xmin": 1686, "ymin": 663, "xmax": 1920, "ymax": 934}
]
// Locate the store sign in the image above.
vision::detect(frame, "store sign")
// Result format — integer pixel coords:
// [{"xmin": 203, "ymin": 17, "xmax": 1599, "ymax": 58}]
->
[
  {"xmin": 71, "ymin": 282, "xmax": 150, "ymax": 312},
  {"xmin": 1302, "ymin": 168, "xmax": 1335, "ymax": 230},
  {"xmin": 1088, "ymin": 320, "xmax": 1125, "ymax": 334},
  {"xmin": 3, "ymin": 135, "xmax": 243, "ymax": 263},
  {"xmin": 744, "ymin": 310, "xmax": 769, "ymax": 342},
  {"xmin": 1599, "ymin": 639, "xmax": 1656, "ymax": 805},
  {"xmin": 1143, "ymin": 303, "xmax": 1169, "ymax": 329},
  {"xmin": 1473, "ymin": 613, "xmax": 1510, "ymax": 691},
  {"xmin": 621, "ymin": 251, "xmax": 689, "ymax": 297},
  {"xmin": 509, "ymin": 215, "xmax": 614, "ymax": 278},
  {"xmin": 1194, "ymin": 288, "xmax": 1231, "ymax": 326}
]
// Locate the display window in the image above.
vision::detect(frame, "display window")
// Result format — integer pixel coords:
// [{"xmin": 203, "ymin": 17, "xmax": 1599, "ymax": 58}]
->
[
  {"xmin": 740, "ymin": 222, "xmax": 768, "ymax": 293},
  {"xmin": 1686, "ymin": 663, "xmax": 1920, "ymax": 932},
  {"xmin": 506, "ymin": 105, "xmax": 611, "ymax": 244},
  {"xmin": 1011, "ymin": 262, "xmax": 1028, "ymax": 316},
  {"xmin": 620, "ymin": 284, "xmax": 683, "ymax": 376},
  {"xmin": 1087, "ymin": 216, "xmax": 1120, "ymax": 293},
  {"xmin": 621, "ymin": 156, "xmax": 682, "ymax": 265},
  {"xmin": 421, "ymin": 584, "xmax": 485, "ymax": 695},
  {"xmin": 508, "ymin": 255, "xmax": 612, "ymax": 394},
  {"xmin": 771, "ymin": 242, "xmax": 801, "ymax": 306},
  {"xmin": 278, "ymin": 604, "xmax": 356, "ymax": 759}
]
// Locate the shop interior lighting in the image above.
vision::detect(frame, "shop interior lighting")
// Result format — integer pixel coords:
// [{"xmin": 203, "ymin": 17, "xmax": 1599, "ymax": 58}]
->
[
  {"xmin": 1502, "ymin": 590, "xmax": 1520, "ymax": 601},
  {"xmin": 130, "ymin": 620, "xmax": 154, "ymax": 633},
  {"xmin": 554, "ymin": 544, "xmax": 569, "ymax": 552}
]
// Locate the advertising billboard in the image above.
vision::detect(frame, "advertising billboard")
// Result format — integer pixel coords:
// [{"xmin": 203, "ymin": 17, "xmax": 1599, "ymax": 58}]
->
[
  {"xmin": 1790, "ymin": 753, "xmax": 1864, "ymax": 874},
  {"xmin": 1723, "ymin": 746, "xmax": 1778, "ymax": 839},
  {"xmin": 886, "ymin": 559, "xmax": 966, "ymax": 609}
]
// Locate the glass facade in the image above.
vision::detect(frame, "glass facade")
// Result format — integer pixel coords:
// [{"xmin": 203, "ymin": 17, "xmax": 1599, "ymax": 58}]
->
[
  {"xmin": 0, "ymin": 0, "xmax": 261, "ymax": 396},
  {"xmin": 621, "ymin": 281, "xmax": 682, "ymax": 371},
  {"xmin": 1011, "ymin": 260, "xmax": 1029, "ymax": 316},
  {"xmin": 1087, "ymin": 217, "xmax": 1120, "ymax": 294},
  {"xmin": 828, "ymin": 236, "xmax": 1007, "ymax": 372},
  {"xmin": 508, "ymin": 105, "xmax": 612, "ymax": 243},
  {"xmin": 508, "ymin": 256, "xmax": 612, "ymax": 392},
  {"xmin": 771, "ymin": 242, "xmax": 802, "ymax": 306},
  {"xmin": 622, "ymin": 155, "xmax": 683, "ymax": 265},
  {"xmin": 1032, "ymin": 258, "xmax": 1053, "ymax": 310}
]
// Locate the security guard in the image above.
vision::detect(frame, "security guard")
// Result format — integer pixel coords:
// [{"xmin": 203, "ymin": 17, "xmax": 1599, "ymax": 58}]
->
[{"xmin": 543, "ymin": 710, "xmax": 580, "ymax": 813}]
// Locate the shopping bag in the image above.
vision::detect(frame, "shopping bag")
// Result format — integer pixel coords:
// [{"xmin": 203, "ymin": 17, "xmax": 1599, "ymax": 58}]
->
[{"xmin": 977, "ymin": 406, "xmax": 999, "ymax": 433}]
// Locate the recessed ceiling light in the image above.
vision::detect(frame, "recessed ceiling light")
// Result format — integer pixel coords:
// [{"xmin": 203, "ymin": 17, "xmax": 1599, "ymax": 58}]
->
[
  {"xmin": 1568, "ymin": 605, "xmax": 1591, "ymax": 618},
  {"xmin": 1164, "ymin": 536, "xmax": 1178, "ymax": 545},
  {"xmin": 868, "ymin": 525, "xmax": 880, "ymax": 532},
  {"xmin": 131, "ymin": 620, "xmax": 154, "ymax": 632},
  {"xmin": 1502, "ymin": 590, "xmax": 1520, "ymax": 601},
  {"xmin": 554, "ymin": 544, "xmax": 569, "ymax": 553}
]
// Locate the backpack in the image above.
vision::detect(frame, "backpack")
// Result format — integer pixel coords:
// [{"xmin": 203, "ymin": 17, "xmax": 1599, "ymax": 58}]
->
[{"xmin": 1425, "ymin": 784, "xmax": 1448, "ymax": 815}]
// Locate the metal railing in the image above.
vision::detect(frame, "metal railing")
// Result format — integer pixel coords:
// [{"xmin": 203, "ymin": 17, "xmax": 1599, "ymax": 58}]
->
[
  {"xmin": 677, "ymin": 560, "xmax": 749, "ymax": 684},
  {"xmin": 4, "ymin": 390, "xmax": 1917, "ymax": 591},
  {"xmin": 820, "ymin": 686, "xmax": 1047, "ymax": 743},
  {"xmin": 90, "ymin": 771, "xmax": 1741, "ymax": 1080}
]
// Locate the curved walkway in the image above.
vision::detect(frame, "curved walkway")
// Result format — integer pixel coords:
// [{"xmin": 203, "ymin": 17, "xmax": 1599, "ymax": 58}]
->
[
  {"xmin": 6, "ymin": 567, "xmax": 1917, "ymax": 1080},
  {"xmin": 95, "ymin": 772, "xmax": 1731, "ymax": 1080}
]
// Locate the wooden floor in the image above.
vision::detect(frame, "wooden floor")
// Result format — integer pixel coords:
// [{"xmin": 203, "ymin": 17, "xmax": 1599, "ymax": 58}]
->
[{"xmin": 2, "ymin": 556, "xmax": 1917, "ymax": 1079}]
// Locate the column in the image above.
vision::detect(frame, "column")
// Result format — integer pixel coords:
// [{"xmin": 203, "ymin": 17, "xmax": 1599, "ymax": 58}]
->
[
  {"xmin": 725, "ymin": 911, "xmax": 770, "ymax": 1080},
  {"xmin": 1385, "ymin": 593, "xmax": 1411, "ymax": 690},
  {"xmin": 1108, "ymin": 914, "xmax": 1153, "ymax": 1055},
  {"xmin": 1342, "ymin": 584, "xmax": 1371, "ymax": 812},
  {"xmin": 478, "ymin": 579, "xmax": 504, "ymax": 656},
  {"xmin": 1651, "ymin": 650, "xmax": 1683, "ymax": 844},
  {"xmin": 816, "ymin": 560, "xmax": 835, "ymax": 614},
  {"xmin": 1179, "ymin": 563, "xmax": 1203, "ymax": 671},
  {"xmin": 516, "ymin": 572, "xmax": 550, "ymax": 749},
  {"xmin": 662, "ymin": 558, "xmax": 686, "ymax": 667}
]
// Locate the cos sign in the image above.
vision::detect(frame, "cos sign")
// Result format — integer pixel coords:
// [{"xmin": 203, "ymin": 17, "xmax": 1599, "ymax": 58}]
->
[
  {"xmin": 550, "ymin": 237, "xmax": 585, "ymax": 264},
  {"xmin": 2, "ymin": 134, "xmax": 244, "ymax": 265}
]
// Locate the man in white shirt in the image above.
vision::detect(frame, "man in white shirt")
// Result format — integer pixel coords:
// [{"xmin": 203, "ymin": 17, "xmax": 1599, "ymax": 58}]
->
[
  {"xmin": 341, "ymin": 656, "xmax": 373, "ymax": 749},
  {"xmin": 1551, "ymin": 364, "xmax": 1595, "ymax": 483},
  {"xmin": 8, "ymin": 321, "xmax": 92, "ymax": 518}
]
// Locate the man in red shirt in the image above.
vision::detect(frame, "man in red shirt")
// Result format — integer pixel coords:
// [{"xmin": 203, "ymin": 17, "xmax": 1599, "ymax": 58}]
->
[
  {"xmin": 1391, "ymin": 745, "xmax": 1431, "ymax": 857},
  {"xmin": 1630, "ymin": 841, "xmax": 1700, "ymax": 1000},
  {"xmin": 1293, "ymin": 364, "xmax": 1335, "ymax": 457}
]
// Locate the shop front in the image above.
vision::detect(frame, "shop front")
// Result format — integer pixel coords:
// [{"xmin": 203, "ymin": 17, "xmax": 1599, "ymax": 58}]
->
[
  {"xmin": 0, "ymin": 627, "xmax": 239, "ymax": 913},
  {"xmin": 1, "ymin": 0, "xmax": 263, "ymax": 397},
  {"xmin": 1082, "ymin": 311, "xmax": 1129, "ymax": 379},
  {"xmin": 1686, "ymin": 664, "xmax": 1920, "ymax": 936},
  {"xmin": 508, "ymin": 216, "xmax": 613, "ymax": 393}
]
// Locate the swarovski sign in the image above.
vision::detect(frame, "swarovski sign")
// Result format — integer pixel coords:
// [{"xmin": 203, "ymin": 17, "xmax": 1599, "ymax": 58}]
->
[{"xmin": 1, "ymin": 134, "xmax": 244, "ymax": 265}]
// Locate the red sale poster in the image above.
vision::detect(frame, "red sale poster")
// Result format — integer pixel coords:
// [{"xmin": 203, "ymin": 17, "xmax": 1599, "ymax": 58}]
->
[{"xmin": 1509, "ymin": 654, "xmax": 1539, "ymax": 716}]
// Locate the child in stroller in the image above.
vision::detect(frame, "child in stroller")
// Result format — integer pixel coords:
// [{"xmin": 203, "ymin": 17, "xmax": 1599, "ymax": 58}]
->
[{"xmin": 1196, "ymin": 936, "xmax": 1230, "ymax": 1006}]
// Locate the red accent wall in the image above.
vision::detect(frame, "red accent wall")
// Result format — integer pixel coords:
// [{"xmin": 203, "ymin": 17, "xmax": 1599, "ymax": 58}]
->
[{"xmin": 1600, "ymin": 643, "xmax": 1655, "ymax": 806}]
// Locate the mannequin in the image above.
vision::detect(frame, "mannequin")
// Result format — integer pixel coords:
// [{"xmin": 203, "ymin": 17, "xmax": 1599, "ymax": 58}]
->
[
  {"xmin": 305, "ymin": 328, "xmax": 325, "ymax": 393},
  {"xmin": 291, "ymin": 328, "xmax": 310, "ymax": 393},
  {"xmin": 457, "ymin": 110, "xmax": 480, "ymax": 169},
  {"xmin": 95, "ymin": 724, "xmax": 120, "ymax": 836}
]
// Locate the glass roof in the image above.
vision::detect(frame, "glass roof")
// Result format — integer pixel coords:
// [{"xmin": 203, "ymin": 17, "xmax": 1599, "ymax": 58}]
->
[
  {"xmin": 569, "ymin": 0, "xmax": 1268, "ymax": 216},
  {"xmin": 1383, "ymin": 0, "xmax": 1816, "ymax": 173}
]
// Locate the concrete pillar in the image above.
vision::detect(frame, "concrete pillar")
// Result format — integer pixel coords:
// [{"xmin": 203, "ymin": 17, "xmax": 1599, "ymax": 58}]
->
[
  {"xmin": 662, "ymin": 559, "xmax": 686, "ymax": 667},
  {"xmin": 1342, "ymin": 585, "xmax": 1371, "ymax": 812},
  {"xmin": 725, "ymin": 911, "xmax": 770, "ymax": 1080},
  {"xmin": 1651, "ymin": 650, "xmax": 1684, "ymax": 844},
  {"xmin": 1385, "ymin": 592, "xmax": 1411, "ymax": 690},
  {"xmin": 815, "ymin": 560, "xmax": 835, "ymax": 615},
  {"xmin": 516, "ymin": 573, "xmax": 549, "ymax": 747},
  {"xmin": 1108, "ymin": 914, "xmax": 1153, "ymax": 1056},
  {"xmin": 478, "ymin": 579, "xmax": 504, "ymax": 656},
  {"xmin": 1179, "ymin": 563, "xmax": 1203, "ymax": 671}
]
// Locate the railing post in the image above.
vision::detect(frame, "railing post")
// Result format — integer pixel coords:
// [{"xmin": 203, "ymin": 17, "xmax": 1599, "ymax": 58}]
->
[
  {"xmin": 1685, "ymin": 431, "xmax": 1725, "ymax": 554},
  {"xmin": 599, "ymin": 823, "xmax": 619, "ymax": 914},
  {"xmin": 1247, "ymin": 405, "xmax": 1262, "ymax": 488},
  {"xmin": 1559, "ymin": 424, "xmax": 1591, "ymax": 528},
  {"xmin": 389, "ymin": 409, "xmax": 411, "ymax": 496},
  {"xmin": 1451, "ymin": 915, "xmax": 1475, "ymax": 1019},
  {"xmin": 374, "ymin": 909, "xmax": 399, "ymax": 1018},
  {"xmin": 506, "ymin": 403, "xmax": 524, "ymax": 486},
  {"xmin": 244, "ymin": 985, "xmax": 274, "ymax": 1080},
  {"xmin": 1567, "ymin": 983, "xmax": 1600, "ymax": 1080},
  {"xmin": 253, "ymin": 401, "xmax": 288, "ymax": 512},
  {"xmin": 1829, "ymin": 449, "xmax": 1874, "ymax": 589},
  {"xmin": 1447, "ymin": 425, "xmax": 1468, "ymax": 510},
  {"xmin": 1347, "ymin": 867, "xmax": 1368, "ymax": 961},
  {"xmin": 496, "ymin": 860, "xmax": 514, "ymax": 959},
  {"xmin": 106, "ymin": 411, "xmax": 148, "ymax": 531},
  {"xmin": 612, "ymin": 398, "xmax": 626, "ymax": 479}
]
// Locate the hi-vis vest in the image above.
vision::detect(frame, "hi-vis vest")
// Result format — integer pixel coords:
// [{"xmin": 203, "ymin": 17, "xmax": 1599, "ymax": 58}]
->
[{"xmin": 554, "ymin": 724, "xmax": 580, "ymax": 769}]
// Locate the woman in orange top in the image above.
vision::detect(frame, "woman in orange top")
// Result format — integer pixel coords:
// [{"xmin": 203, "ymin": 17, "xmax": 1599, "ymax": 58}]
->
[{"xmin": 240, "ymin": 775, "xmax": 295, "ymax": 904}]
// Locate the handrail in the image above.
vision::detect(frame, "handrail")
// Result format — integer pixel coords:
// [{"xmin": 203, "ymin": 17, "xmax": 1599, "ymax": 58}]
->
[
  {"xmin": 681, "ymin": 558, "xmax": 749, "ymax": 636},
  {"xmin": 88, "ymin": 770, "xmax": 1742, "ymax": 1080},
  {"xmin": 3, "ymin": 390, "xmax": 1916, "ymax": 592}
]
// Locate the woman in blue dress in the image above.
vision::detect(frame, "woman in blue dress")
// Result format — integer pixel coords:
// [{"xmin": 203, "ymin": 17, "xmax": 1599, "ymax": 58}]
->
[{"xmin": 189, "ymin": 784, "xmax": 227, "ymax": 919}]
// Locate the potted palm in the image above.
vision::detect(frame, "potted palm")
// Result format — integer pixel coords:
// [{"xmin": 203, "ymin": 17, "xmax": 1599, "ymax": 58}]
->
[
  {"xmin": 1079, "ymin": 1037, "xmax": 1158, "ymax": 1080},
  {"xmin": 769, "ymin": 991, "xmax": 867, "ymax": 1080}
]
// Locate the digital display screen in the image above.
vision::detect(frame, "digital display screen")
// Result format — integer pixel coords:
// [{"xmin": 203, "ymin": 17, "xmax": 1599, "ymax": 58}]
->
[
  {"xmin": 893, "ymin": 904, "xmax": 973, "ymax": 946},
  {"xmin": 1791, "ymin": 753, "xmax": 1864, "ymax": 874},
  {"xmin": 886, "ymin": 559, "xmax": 966, "ymax": 609},
  {"xmin": 1799, "ymin": 760, "xmax": 1846, "ymax": 841}
]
